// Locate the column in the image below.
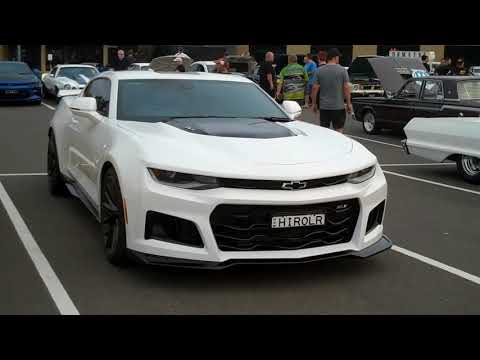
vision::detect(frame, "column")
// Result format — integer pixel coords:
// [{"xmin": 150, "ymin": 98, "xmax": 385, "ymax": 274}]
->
[
  {"xmin": 286, "ymin": 45, "xmax": 311, "ymax": 56},
  {"xmin": 103, "ymin": 45, "xmax": 109, "ymax": 66},
  {"xmin": 352, "ymin": 45, "xmax": 378, "ymax": 59},
  {"xmin": 420, "ymin": 45, "xmax": 444, "ymax": 61},
  {"xmin": 41, "ymin": 45, "xmax": 47, "ymax": 73}
]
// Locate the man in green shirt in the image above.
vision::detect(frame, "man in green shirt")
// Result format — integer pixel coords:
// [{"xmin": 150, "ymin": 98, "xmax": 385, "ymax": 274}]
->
[{"xmin": 276, "ymin": 55, "xmax": 308, "ymax": 106}]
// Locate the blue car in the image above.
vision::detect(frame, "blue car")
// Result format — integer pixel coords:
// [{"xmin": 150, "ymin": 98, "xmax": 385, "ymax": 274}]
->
[{"xmin": 0, "ymin": 61, "xmax": 43, "ymax": 105}]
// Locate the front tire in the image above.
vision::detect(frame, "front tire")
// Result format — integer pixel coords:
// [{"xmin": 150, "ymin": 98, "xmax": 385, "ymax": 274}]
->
[
  {"xmin": 457, "ymin": 155, "xmax": 480, "ymax": 184},
  {"xmin": 362, "ymin": 111, "xmax": 380, "ymax": 135},
  {"xmin": 47, "ymin": 133, "xmax": 68, "ymax": 196},
  {"xmin": 101, "ymin": 167, "xmax": 129, "ymax": 266}
]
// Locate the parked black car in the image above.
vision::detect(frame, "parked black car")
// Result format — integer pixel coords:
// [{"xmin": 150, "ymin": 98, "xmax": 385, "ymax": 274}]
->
[{"xmin": 352, "ymin": 57, "xmax": 480, "ymax": 134}]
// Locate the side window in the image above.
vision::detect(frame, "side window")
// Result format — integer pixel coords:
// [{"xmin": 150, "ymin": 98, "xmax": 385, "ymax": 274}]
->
[
  {"xmin": 422, "ymin": 80, "xmax": 444, "ymax": 100},
  {"xmin": 191, "ymin": 64, "xmax": 199, "ymax": 72},
  {"xmin": 84, "ymin": 79, "xmax": 111, "ymax": 117},
  {"xmin": 399, "ymin": 80, "xmax": 422, "ymax": 99}
]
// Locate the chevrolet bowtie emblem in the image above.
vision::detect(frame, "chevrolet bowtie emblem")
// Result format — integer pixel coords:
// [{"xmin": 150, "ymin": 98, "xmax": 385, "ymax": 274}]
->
[{"xmin": 281, "ymin": 181, "xmax": 307, "ymax": 190}]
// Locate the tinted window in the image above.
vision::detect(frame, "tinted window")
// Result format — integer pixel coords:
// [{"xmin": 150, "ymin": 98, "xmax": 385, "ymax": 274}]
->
[
  {"xmin": 116, "ymin": 79, "xmax": 288, "ymax": 123},
  {"xmin": 457, "ymin": 80, "xmax": 480, "ymax": 100},
  {"xmin": 0, "ymin": 62, "xmax": 31, "ymax": 74},
  {"xmin": 84, "ymin": 78, "xmax": 111, "ymax": 116},
  {"xmin": 399, "ymin": 80, "xmax": 422, "ymax": 99},
  {"xmin": 422, "ymin": 80, "xmax": 443, "ymax": 100}
]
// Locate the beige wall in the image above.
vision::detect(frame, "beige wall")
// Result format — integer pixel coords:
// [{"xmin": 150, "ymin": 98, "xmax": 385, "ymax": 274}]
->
[
  {"xmin": 40, "ymin": 45, "xmax": 47, "ymax": 73},
  {"xmin": 286, "ymin": 45, "xmax": 311, "ymax": 55},
  {"xmin": 420, "ymin": 45, "xmax": 444, "ymax": 61},
  {"xmin": 352, "ymin": 45, "xmax": 378, "ymax": 59}
]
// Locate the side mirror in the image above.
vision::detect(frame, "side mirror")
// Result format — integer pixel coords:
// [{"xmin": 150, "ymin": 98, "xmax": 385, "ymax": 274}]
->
[
  {"xmin": 282, "ymin": 100, "xmax": 302, "ymax": 119},
  {"xmin": 70, "ymin": 97, "xmax": 97, "ymax": 112}
]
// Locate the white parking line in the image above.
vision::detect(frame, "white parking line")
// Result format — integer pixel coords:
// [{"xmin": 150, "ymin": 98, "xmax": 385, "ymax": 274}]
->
[
  {"xmin": 0, "ymin": 181, "xmax": 79, "ymax": 315},
  {"xmin": 41, "ymin": 102, "xmax": 56, "ymax": 111},
  {"xmin": 0, "ymin": 173, "xmax": 47, "ymax": 177},
  {"xmin": 348, "ymin": 135, "xmax": 402, "ymax": 148},
  {"xmin": 383, "ymin": 170, "xmax": 480, "ymax": 196},
  {"xmin": 381, "ymin": 163, "xmax": 456, "ymax": 167},
  {"xmin": 392, "ymin": 245, "xmax": 480, "ymax": 286}
]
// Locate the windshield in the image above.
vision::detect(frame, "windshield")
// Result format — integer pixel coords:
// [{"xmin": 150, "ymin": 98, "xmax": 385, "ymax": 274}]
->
[
  {"xmin": 117, "ymin": 79, "xmax": 289, "ymax": 123},
  {"xmin": 457, "ymin": 80, "xmax": 480, "ymax": 100},
  {"xmin": 0, "ymin": 62, "xmax": 32, "ymax": 74},
  {"xmin": 57, "ymin": 67, "xmax": 99, "ymax": 84}
]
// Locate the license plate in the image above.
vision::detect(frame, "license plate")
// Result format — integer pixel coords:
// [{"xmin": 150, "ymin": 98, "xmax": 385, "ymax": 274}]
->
[
  {"xmin": 5, "ymin": 90, "xmax": 19, "ymax": 94},
  {"xmin": 271, "ymin": 214, "xmax": 325, "ymax": 229}
]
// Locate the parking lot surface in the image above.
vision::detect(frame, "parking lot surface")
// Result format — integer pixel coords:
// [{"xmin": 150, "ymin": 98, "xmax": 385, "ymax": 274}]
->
[{"xmin": 1, "ymin": 100, "xmax": 479, "ymax": 314}]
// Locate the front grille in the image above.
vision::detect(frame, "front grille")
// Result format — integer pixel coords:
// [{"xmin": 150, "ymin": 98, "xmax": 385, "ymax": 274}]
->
[
  {"xmin": 217, "ymin": 175, "xmax": 348, "ymax": 190},
  {"xmin": 210, "ymin": 199, "xmax": 360, "ymax": 251}
]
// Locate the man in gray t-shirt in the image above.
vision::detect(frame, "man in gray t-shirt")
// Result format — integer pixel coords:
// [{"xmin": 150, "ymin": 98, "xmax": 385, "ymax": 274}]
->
[{"xmin": 311, "ymin": 48, "xmax": 352, "ymax": 133}]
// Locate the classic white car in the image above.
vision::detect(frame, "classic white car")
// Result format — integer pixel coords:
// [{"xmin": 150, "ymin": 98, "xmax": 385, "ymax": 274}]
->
[
  {"xmin": 42, "ymin": 64, "xmax": 99, "ymax": 101},
  {"xmin": 402, "ymin": 117, "xmax": 480, "ymax": 184},
  {"xmin": 127, "ymin": 63, "xmax": 152, "ymax": 71},
  {"xmin": 190, "ymin": 61, "xmax": 217, "ymax": 73},
  {"xmin": 47, "ymin": 71, "xmax": 390, "ymax": 268}
]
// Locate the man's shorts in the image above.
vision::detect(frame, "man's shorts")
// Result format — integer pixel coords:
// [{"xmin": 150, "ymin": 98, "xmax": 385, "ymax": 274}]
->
[
  {"xmin": 306, "ymin": 82, "xmax": 313, "ymax": 95},
  {"xmin": 319, "ymin": 109, "xmax": 346, "ymax": 129}
]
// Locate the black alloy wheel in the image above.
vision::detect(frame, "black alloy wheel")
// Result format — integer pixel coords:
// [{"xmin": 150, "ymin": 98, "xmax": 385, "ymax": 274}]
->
[{"xmin": 101, "ymin": 167, "xmax": 129, "ymax": 266}]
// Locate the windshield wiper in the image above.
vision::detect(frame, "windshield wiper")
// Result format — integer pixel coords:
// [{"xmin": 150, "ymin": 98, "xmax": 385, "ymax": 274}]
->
[{"xmin": 254, "ymin": 116, "xmax": 291, "ymax": 122}]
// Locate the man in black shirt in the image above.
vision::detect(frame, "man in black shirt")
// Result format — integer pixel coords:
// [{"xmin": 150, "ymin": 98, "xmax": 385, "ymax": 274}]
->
[
  {"xmin": 110, "ymin": 49, "xmax": 130, "ymax": 71},
  {"xmin": 258, "ymin": 51, "xmax": 276, "ymax": 97},
  {"xmin": 422, "ymin": 54, "xmax": 431, "ymax": 73}
]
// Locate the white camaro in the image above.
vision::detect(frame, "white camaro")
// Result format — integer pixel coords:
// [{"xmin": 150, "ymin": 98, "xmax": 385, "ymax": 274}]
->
[
  {"xmin": 48, "ymin": 71, "xmax": 390, "ymax": 268},
  {"xmin": 42, "ymin": 64, "xmax": 99, "ymax": 101}
]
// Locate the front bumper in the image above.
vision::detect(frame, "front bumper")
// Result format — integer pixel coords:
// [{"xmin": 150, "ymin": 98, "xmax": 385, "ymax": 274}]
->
[
  {"xmin": 131, "ymin": 235, "xmax": 392, "ymax": 269},
  {"xmin": 124, "ymin": 165, "xmax": 388, "ymax": 265}
]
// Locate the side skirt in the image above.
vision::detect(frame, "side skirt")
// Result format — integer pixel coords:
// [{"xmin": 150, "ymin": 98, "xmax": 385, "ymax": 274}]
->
[{"xmin": 65, "ymin": 181, "xmax": 100, "ymax": 223}]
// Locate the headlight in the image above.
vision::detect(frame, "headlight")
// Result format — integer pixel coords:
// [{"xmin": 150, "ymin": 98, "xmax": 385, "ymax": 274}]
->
[
  {"xmin": 347, "ymin": 166, "xmax": 376, "ymax": 184},
  {"xmin": 63, "ymin": 84, "xmax": 71, "ymax": 90},
  {"xmin": 148, "ymin": 168, "xmax": 219, "ymax": 190}
]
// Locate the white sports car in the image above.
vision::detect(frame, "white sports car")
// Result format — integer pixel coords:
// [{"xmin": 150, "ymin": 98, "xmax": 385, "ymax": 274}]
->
[
  {"xmin": 47, "ymin": 71, "xmax": 390, "ymax": 268},
  {"xmin": 402, "ymin": 117, "xmax": 480, "ymax": 184},
  {"xmin": 42, "ymin": 64, "xmax": 99, "ymax": 102}
]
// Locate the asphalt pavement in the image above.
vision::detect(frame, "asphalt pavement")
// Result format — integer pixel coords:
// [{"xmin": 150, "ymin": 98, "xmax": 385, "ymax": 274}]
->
[{"xmin": 1, "ymin": 100, "xmax": 479, "ymax": 314}]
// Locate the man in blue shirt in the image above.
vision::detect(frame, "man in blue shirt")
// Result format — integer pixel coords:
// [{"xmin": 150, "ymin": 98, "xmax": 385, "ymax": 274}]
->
[{"xmin": 303, "ymin": 53, "xmax": 317, "ymax": 107}]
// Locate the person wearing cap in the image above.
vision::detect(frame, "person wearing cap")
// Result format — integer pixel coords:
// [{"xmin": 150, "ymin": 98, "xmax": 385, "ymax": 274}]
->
[
  {"xmin": 311, "ymin": 48, "xmax": 352, "ymax": 134},
  {"xmin": 276, "ymin": 55, "xmax": 308, "ymax": 106},
  {"xmin": 174, "ymin": 57, "xmax": 186, "ymax": 72}
]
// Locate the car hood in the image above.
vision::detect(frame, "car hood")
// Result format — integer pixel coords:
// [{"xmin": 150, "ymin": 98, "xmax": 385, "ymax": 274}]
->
[
  {"xmin": 368, "ymin": 57, "xmax": 428, "ymax": 93},
  {"xmin": 118, "ymin": 120, "xmax": 377, "ymax": 179},
  {"xmin": 56, "ymin": 76, "xmax": 90, "ymax": 88},
  {"xmin": 0, "ymin": 73, "xmax": 38, "ymax": 84}
]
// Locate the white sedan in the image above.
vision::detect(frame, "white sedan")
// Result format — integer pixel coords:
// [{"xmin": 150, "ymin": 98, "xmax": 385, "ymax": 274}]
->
[
  {"xmin": 402, "ymin": 117, "xmax": 480, "ymax": 184},
  {"xmin": 42, "ymin": 64, "xmax": 99, "ymax": 101},
  {"xmin": 47, "ymin": 71, "xmax": 390, "ymax": 268}
]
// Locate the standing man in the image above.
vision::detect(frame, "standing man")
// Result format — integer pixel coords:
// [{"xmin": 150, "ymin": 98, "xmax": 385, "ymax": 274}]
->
[
  {"xmin": 303, "ymin": 53, "xmax": 317, "ymax": 107},
  {"xmin": 110, "ymin": 49, "xmax": 130, "ymax": 71},
  {"xmin": 311, "ymin": 48, "xmax": 352, "ymax": 134},
  {"xmin": 276, "ymin": 55, "xmax": 308, "ymax": 106},
  {"xmin": 259, "ymin": 51, "xmax": 276, "ymax": 97},
  {"xmin": 421, "ymin": 54, "xmax": 431, "ymax": 73}
]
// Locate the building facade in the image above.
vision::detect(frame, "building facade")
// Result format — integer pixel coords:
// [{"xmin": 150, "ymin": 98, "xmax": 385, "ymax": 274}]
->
[{"xmin": 1, "ymin": 44, "xmax": 479, "ymax": 72}]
